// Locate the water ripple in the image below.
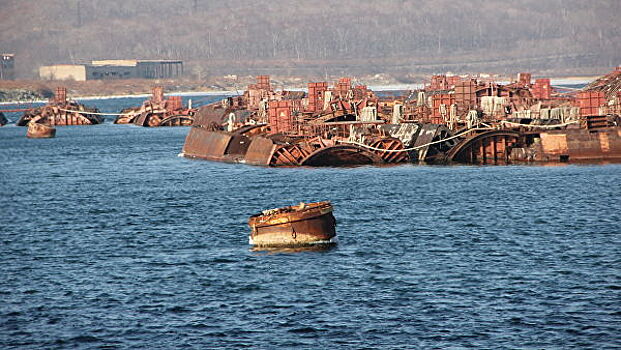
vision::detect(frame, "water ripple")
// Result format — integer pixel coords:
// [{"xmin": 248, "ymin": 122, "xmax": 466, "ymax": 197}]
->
[{"xmin": 1, "ymin": 113, "xmax": 620, "ymax": 349}]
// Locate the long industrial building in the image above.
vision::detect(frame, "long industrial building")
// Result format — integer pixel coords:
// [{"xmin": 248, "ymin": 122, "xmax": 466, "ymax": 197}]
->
[{"xmin": 39, "ymin": 59, "xmax": 183, "ymax": 81}]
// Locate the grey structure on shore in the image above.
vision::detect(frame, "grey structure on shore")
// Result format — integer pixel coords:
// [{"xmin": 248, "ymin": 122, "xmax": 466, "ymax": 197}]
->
[
  {"xmin": 39, "ymin": 59, "xmax": 183, "ymax": 81},
  {"xmin": 1, "ymin": 54, "xmax": 15, "ymax": 80}
]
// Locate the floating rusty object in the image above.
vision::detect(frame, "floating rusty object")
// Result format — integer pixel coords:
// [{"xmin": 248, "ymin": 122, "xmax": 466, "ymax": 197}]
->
[
  {"xmin": 182, "ymin": 128, "xmax": 235, "ymax": 162},
  {"xmin": 26, "ymin": 117, "xmax": 56, "ymax": 138},
  {"xmin": 248, "ymin": 201, "xmax": 336, "ymax": 247},
  {"xmin": 159, "ymin": 114, "xmax": 194, "ymax": 126}
]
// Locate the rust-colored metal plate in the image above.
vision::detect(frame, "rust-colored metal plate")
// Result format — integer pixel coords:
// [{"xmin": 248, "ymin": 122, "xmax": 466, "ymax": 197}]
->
[
  {"xmin": 245, "ymin": 137, "xmax": 276, "ymax": 166},
  {"xmin": 182, "ymin": 128, "xmax": 232, "ymax": 161}
]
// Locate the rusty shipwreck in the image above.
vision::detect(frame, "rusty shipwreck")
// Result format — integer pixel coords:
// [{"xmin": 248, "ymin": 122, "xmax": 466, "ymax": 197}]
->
[
  {"xmin": 16, "ymin": 87, "xmax": 103, "ymax": 127},
  {"xmin": 183, "ymin": 76, "xmax": 454, "ymax": 166},
  {"xmin": 182, "ymin": 69, "xmax": 621, "ymax": 166},
  {"xmin": 26, "ymin": 116, "xmax": 56, "ymax": 138},
  {"xmin": 114, "ymin": 87, "xmax": 196, "ymax": 127},
  {"xmin": 248, "ymin": 201, "xmax": 337, "ymax": 247}
]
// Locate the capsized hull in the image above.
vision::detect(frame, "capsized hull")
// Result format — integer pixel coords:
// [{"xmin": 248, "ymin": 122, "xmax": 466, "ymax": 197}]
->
[{"xmin": 249, "ymin": 202, "xmax": 336, "ymax": 247}]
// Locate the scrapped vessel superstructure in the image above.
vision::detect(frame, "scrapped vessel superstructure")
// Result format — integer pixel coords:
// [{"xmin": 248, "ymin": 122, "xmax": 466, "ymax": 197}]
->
[
  {"xmin": 114, "ymin": 87, "xmax": 196, "ymax": 127},
  {"xmin": 178, "ymin": 69, "xmax": 621, "ymax": 165},
  {"xmin": 16, "ymin": 87, "xmax": 103, "ymax": 127}
]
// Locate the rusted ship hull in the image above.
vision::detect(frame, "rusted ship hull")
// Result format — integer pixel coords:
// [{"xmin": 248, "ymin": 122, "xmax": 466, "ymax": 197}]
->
[
  {"xmin": 180, "ymin": 127, "xmax": 278, "ymax": 165},
  {"xmin": 182, "ymin": 127, "xmax": 413, "ymax": 166},
  {"xmin": 445, "ymin": 126, "xmax": 621, "ymax": 164},
  {"xmin": 26, "ymin": 122, "xmax": 56, "ymax": 138},
  {"xmin": 182, "ymin": 70, "xmax": 621, "ymax": 167},
  {"xmin": 184, "ymin": 121, "xmax": 621, "ymax": 167},
  {"xmin": 113, "ymin": 108, "xmax": 140, "ymax": 124},
  {"xmin": 509, "ymin": 127, "xmax": 621, "ymax": 163},
  {"xmin": 249, "ymin": 202, "xmax": 337, "ymax": 247},
  {"xmin": 17, "ymin": 108, "xmax": 103, "ymax": 126}
]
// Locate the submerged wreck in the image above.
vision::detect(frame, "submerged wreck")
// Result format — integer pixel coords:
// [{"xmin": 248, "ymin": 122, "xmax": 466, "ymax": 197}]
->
[
  {"xmin": 182, "ymin": 69, "xmax": 621, "ymax": 166},
  {"xmin": 16, "ymin": 87, "xmax": 103, "ymax": 126},
  {"xmin": 114, "ymin": 87, "xmax": 196, "ymax": 127}
]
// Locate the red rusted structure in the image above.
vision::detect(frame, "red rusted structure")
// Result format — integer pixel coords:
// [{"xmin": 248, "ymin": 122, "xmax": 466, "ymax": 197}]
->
[
  {"xmin": 307, "ymin": 82, "xmax": 328, "ymax": 113},
  {"xmin": 26, "ymin": 115, "xmax": 56, "ymax": 138},
  {"xmin": 333, "ymin": 77, "xmax": 352, "ymax": 98},
  {"xmin": 574, "ymin": 91, "xmax": 605, "ymax": 117},
  {"xmin": 445, "ymin": 130, "xmax": 521, "ymax": 165},
  {"xmin": 517, "ymin": 73, "xmax": 532, "ymax": 86},
  {"xmin": 531, "ymin": 78, "xmax": 552, "ymax": 99},
  {"xmin": 248, "ymin": 201, "xmax": 336, "ymax": 247},
  {"xmin": 427, "ymin": 75, "xmax": 461, "ymax": 91},
  {"xmin": 16, "ymin": 87, "xmax": 102, "ymax": 126},
  {"xmin": 114, "ymin": 87, "xmax": 196, "ymax": 127},
  {"xmin": 182, "ymin": 68, "xmax": 621, "ymax": 167},
  {"xmin": 267, "ymin": 100, "xmax": 294, "ymax": 134}
]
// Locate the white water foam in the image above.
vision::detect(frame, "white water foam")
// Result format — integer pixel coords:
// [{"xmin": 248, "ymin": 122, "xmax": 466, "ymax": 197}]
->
[{"xmin": 248, "ymin": 235, "xmax": 338, "ymax": 246}]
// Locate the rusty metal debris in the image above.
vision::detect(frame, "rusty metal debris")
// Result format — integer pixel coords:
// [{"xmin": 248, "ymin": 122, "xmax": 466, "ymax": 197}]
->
[
  {"xmin": 16, "ymin": 87, "xmax": 103, "ymax": 126},
  {"xmin": 114, "ymin": 87, "xmax": 196, "ymax": 127},
  {"xmin": 248, "ymin": 201, "xmax": 337, "ymax": 247},
  {"xmin": 177, "ymin": 70, "xmax": 619, "ymax": 165},
  {"xmin": 26, "ymin": 116, "xmax": 56, "ymax": 138}
]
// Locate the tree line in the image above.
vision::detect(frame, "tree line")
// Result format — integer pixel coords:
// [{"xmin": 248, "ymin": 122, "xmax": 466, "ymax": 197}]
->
[{"xmin": 1, "ymin": 0, "xmax": 619, "ymax": 78}]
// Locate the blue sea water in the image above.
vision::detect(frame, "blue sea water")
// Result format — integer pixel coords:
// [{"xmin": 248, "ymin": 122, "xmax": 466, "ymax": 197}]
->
[{"xmin": 1, "ymin": 96, "xmax": 620, "ymax": 349}]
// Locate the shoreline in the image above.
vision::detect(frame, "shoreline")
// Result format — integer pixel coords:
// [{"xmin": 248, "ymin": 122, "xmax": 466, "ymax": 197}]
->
[
  {"xmin": 0, "ymin": 77, "xmax": 594, "ymax": 105},
  {"xmin": 0, "ymin": 90, "xmax": 238, "ymax": 105}
]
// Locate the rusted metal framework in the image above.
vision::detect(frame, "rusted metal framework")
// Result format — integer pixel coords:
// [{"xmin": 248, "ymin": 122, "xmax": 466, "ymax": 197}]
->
[
  {"xmin": 114, "ymin": 87, "xmax": 196, "ymax": 127},
  {"xmin": 183, "ymin": 68, "xmax": 621, "ymax": 167},
  {"xmin": 16, "ymin": 87, "xmax": 102, "ymax": 126},
  {"xmin": 445, "ymin": 130, "xmax": 521, "ymax": 165}
]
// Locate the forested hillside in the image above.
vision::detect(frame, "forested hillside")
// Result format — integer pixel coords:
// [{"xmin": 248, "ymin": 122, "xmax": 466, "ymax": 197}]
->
[{"xmin": 1, "ymin": 0, "xmax": 619, "ymax": 79}]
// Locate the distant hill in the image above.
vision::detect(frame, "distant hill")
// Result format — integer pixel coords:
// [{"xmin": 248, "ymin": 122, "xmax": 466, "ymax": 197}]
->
[{"xmin": 1, "ymin": 0, "xmax": 619, "ymax": 79}]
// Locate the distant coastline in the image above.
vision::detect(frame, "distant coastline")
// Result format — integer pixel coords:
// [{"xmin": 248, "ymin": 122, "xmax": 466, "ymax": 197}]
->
[{"xmin": 0, "ymin": 76, "xmax": 595, "ymax": 105}]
